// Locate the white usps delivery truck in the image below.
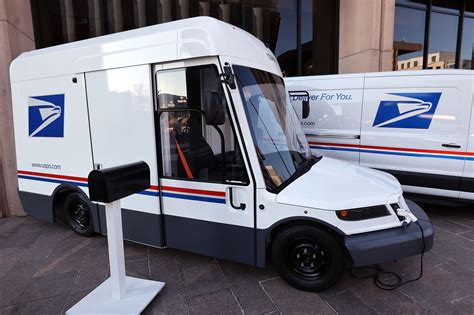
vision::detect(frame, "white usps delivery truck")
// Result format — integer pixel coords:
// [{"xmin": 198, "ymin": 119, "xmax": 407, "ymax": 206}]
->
[
  {"xmin": 286, "ymin": 71, "xmax": 474, "ymax": 203},
  {"xmin": 10, "ymin": 17, "xmax": 433, "ymax": 291}
]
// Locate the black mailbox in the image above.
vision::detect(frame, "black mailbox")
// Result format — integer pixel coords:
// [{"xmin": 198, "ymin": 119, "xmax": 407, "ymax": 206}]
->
[{"xmin": 88, "ymin": 161, "xmax": 150, "ymax": 203}]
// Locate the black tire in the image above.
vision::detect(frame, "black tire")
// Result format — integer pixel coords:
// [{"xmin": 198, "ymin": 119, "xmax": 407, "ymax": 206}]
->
[
  {"xmin": 64, "ymin": 192, "xmax": 94, "ymax": 237},
  {"xmin": 271, "ymin": 225, "xmax": 345, "ymax": 291}
]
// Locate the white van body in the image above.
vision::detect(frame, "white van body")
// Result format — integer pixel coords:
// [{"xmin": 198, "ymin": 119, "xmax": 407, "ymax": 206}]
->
[
  {"xmin": 11, "ymin": 17, "xmax": 433, "ymax": 291},
  {"xmin": 286, "ymin": 71, "xmax": 474, "ymax": 202}
]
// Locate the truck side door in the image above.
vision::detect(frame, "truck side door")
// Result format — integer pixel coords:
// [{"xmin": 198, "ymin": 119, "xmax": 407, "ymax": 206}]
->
[
  {"xmin": 361, "ymin": 73, "xmax": 471, "ymax": 198},
  {"xmin": 286, "ymin": 76, "xmax": 364, "ymax": 164},
  {"xmin": 154, "ymin": 58, "xmax": 256, "ymax": 265},
  {"xmin": 460, "ymin": 79, "xmax": 474, "ymax": 201},
  {"xmin": 86, "ymin": 65, "xmax": 163, "ymax": 246}
]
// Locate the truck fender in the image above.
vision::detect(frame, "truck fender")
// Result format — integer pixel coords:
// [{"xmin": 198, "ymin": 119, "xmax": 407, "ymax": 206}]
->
[{"xmin": 256, "ymin": 216, "xmax": 345, "ymax": 268}]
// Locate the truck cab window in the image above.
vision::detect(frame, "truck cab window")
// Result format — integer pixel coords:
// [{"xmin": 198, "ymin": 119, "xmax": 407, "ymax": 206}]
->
[{"xmin": 157, "ymin": 65, "xmax": 249, "ymax": 184}]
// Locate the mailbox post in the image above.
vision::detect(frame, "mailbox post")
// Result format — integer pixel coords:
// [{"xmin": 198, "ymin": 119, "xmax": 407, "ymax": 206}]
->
[{"xmin": 67, "ymin": 161, "xmax": 164, "ymax": 314}]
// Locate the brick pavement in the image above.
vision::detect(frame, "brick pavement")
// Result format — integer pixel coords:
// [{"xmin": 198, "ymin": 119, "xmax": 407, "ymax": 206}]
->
[{"xmin": 0, "ymin": 202, "xmax": 473, "ymax": 314}]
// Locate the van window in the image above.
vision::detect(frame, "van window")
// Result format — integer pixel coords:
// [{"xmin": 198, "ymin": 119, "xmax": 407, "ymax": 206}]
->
[{"xmin": 156, "ymin": 65, "xmax": 249, "ymax": 184}]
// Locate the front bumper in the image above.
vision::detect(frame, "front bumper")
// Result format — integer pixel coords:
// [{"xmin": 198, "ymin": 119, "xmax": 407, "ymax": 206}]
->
[{"xmin": 345, "ymin": 200, "xmax": 434, "ymax": 267}]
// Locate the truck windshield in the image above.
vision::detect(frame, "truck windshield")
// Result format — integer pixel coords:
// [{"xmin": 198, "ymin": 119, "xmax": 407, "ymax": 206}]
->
[{"xmin": 233, "ymin": 65, "xmax": 316, "ymax": 192}]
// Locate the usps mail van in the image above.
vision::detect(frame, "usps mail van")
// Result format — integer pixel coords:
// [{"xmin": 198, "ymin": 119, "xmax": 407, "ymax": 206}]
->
[
  {"xmin": 10, "ymin": 17, "xmax": 433, "ymax": 291},
  {"xmin": 286, "ymin": 71, "xmax": 474, "ymax": 203}
]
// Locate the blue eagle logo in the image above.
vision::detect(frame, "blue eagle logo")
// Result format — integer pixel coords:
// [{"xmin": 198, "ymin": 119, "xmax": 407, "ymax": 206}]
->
[
  {"xmin": 28, "ymin": 94, "xmax": 65, "ymax": 137},
  {"xmin": 373, "ymin": 92, "xmax": 442, "ymax": 129}
]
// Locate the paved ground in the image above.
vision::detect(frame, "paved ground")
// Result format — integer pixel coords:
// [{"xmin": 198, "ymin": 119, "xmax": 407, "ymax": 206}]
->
[{"xmin": 0, "ymin": 202, "xmax": 473, "ymax": 314}]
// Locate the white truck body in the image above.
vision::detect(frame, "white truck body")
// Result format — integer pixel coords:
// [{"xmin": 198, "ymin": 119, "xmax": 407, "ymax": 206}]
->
[
  {"xmin": 286, "ymin": 71, "xmax": 474, "ymax": 202},
  {"xmin": 10, "ymin": 17, "xmax": 433, "ymax": 290}
]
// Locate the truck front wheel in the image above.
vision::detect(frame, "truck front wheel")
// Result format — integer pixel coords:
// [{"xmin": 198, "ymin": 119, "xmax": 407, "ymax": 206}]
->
[
  {"xmin": 271, "ymin": 225, "xmax": 345, "ymax": 291},
  {"xmin": 64, "ymin": 192, "xmax": 95, "ymax": 237}
]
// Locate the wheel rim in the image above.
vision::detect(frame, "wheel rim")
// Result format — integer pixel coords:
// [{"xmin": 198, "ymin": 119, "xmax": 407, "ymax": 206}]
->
[
  {"xmin": 289, "ymin": 238, "xmax": 327, "ymax": 278},
  {"xmin": 72, "ymin": 203, "xmax": 90, "ymax": 229}
]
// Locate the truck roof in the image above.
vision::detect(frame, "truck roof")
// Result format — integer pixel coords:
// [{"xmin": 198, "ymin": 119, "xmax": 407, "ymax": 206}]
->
[{"xmin": 10, "ymin": 17, "xmax": 278, "ymax": 82}]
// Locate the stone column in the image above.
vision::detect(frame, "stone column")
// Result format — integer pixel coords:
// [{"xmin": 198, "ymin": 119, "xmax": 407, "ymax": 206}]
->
[
  {"xmin": 179, "ymin": 0, "xmax": 189, "ymax": 19},
  {"xmin": 252, "ymin": 7, "xmax": 263, "ymax": 41},
  {"xmin": 88, "ymin": 0, "xmax": 103, "ymax": 37},
  {"xmin": 0, "ymin": 0, "xmax": 34, "ymax": 217},
  {"xmin": 60, "ymin": 0, "xmax": 75, "ymax": 42},
  {"xmin": 160, "ymin": 0, "xmax": 171, "ymax": 23},
  {"xmin": 134, "ymin": 0, "xmax": 146, "ymax": 28},
  {"xmin": 338, "ymin": 0, "xmax": 395, "ymax": 73},
  {"xmin": 199, "ymin": 1, "xmax": 210, "ymax": 16},
  {"xmin": 107, "ymin": 0, "xmax": 123, "ymax": 33},
  {"xmin": 219, "ymin": 3, "xmax": 231, "ymax": 23}
]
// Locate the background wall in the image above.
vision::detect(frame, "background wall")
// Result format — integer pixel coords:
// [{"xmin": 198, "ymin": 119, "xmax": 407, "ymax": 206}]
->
[
  {"xmin": 0, "ymin": 0, "xmax": 34, "ymax": 217},
  {"xmin": 339, "ymin": 0, "xmax": 395, "ymax": 73},
  {"xmin": 0, "ymin": 0, "xmax": 396, "ymax": 217}
]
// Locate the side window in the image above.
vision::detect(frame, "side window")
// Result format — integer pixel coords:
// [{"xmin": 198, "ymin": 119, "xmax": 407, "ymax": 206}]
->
[{"xmin": 156, "ymin": 65, "xmax": 249, "ymax": 184}]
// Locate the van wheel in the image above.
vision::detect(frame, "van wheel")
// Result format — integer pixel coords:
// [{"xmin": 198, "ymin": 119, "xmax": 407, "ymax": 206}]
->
[
  {"xmin": 271, "ymin": 225, "xmax": 344, "ymax": 291},
  {"xmin": 64, "ymin": 192, "xmax": 94, "ymax": 237}
]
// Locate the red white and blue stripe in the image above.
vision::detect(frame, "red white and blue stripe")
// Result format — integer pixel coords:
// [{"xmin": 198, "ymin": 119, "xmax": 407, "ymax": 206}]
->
[
  {"xmin": 309, "ymin": 142, "xmax": 474, "ymax": 161},
  {"xmin": 17, "ymin": 170, "xmax": 226, "ymax": 204}
]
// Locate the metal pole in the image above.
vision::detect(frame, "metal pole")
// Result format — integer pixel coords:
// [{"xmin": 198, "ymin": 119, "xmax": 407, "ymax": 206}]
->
[
  {"xmin": 455, "ymin": 0, "xmax": 465, "ymax": 69},
  {"xmin": 297, "ymin": 0, "xmax": 302, "ymax": 76},
  {"xmin": 105, "ymin": 200, "xmax": 127, "ymax": 300},
  {"xmin": 422, "ymin": 0, "xmax": 432, "ymax": 69}
]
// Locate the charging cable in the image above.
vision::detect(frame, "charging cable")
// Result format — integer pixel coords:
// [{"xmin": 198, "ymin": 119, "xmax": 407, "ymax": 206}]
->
[{"xmin": 351, "ymin": 214, "xmax": 426, "ymax": 291}]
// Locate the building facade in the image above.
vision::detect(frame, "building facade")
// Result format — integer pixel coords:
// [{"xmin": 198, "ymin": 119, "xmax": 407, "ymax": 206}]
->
[{"xmin": 0, "ymin": 0, "xmax": 473, "ymax": 217}]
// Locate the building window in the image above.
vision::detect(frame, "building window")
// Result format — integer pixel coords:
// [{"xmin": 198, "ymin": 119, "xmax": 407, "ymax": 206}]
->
[
  {"xmin": 394, "ymin": 0, "xmax": 471, "ymax": 70},
  {"xmin": 414, "ymin": 60, "xmax": 418, "ymax": 67},
  {"xmin": 243, "ymin": 0, "xmax": 298, "ymax": 76},
  {"xmin": 393, "ymin": 3, "xmax": 426, "ymax": 71},
  {"xmin": 461, "ymin": 3, "xmax": 473, "ymax": 69},
  {"xmin": 300, "ymin": 0, "xmax": 338, "ymax": 75},
  {"xmin": 30, "ymin": 0, "xmax": 339, "ymax": 76},
  {"xmin": 428, "ymin": 5, "xmax": 459, "ymax": 69}
]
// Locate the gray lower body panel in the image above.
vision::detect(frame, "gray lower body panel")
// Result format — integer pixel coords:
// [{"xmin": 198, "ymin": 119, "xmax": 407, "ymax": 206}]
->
[
  {"xmin": 19, "ymin": 190, "xmax": 55, "ymax": 222},
  {"xmin": 345, "ymin": 200, "xmax": 434, "ymax": 267},
  {"xmin": 164, "ymin": 214, "xmax": 255, "ymax": 266},
  {"xmin": 98, "ymin": 205, "xmax": 163, "ymax": 247},
  {"xmin": 18, "ymin": 190, "xmax": 255, "ymax": 265}
]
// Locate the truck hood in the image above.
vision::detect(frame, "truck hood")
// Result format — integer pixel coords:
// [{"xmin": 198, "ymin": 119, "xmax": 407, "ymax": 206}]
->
[{"xmin": 276, "ymin": 157, "xmax": 402, "ymax": 211}]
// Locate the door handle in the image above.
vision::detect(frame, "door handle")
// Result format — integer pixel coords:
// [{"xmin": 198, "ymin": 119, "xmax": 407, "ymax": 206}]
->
[
  {"xmin": 229, "ymin": 187, "xmax": 246, "ymax": 210},
  {"xmin": 308, "ymin": 133, "xmax": 360, "ymax": 139},
  {"xmin": 442, "ymin": 143, "xmax": 461, "ymax": 149}
]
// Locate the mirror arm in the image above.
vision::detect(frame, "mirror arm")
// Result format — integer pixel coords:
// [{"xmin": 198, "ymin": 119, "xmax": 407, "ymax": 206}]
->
[
  {"xmin": 220, "ymin": 63, "xmax": 236, "ymax": 89},
  {"xmin": 219, "ymin": 73, "xmax": 236, "ymax": 89}
]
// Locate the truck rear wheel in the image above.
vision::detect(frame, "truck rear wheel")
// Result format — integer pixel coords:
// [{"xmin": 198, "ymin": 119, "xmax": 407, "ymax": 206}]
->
[
  {"xmin": 271, "ymin": 225, "xmax": 344, "ymax": 291},
  {"xmin": 64, "ymin": 192, "xmax": 94, "ymax": 237}
]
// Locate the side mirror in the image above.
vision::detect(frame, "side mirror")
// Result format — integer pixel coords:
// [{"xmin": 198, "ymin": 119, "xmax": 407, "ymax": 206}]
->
[
  {"xmin": 204, "ymin": 91, "xmax": 225, "ymax": 125},
  {"xmin": 302, "ymin": 99, "xmax": 310, "ymax": 119},
  {"xmin": 288, "ymin": 90, "xmax": 310, "ymax": 120}
]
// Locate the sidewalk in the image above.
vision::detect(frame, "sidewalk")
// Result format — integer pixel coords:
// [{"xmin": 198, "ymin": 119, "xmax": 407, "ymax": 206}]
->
[{"xmin": 0, "ymin": 202, "xmax": 473, "ymax": 314}]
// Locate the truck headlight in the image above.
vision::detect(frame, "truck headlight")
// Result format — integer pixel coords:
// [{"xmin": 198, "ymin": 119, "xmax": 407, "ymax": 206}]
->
[{"xmin": 336, "ymin": 205, "xmax": 390, "ymax": 221}]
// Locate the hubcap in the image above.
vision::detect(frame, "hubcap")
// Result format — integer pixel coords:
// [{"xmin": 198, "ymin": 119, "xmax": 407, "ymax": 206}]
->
[
  {"xmin": 73, "ymin": 204, "xmax": 89, "ymax": 229},
  {"xmin": 290, "ymin": 240, "xmax": 326, "ymax": 278}
]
